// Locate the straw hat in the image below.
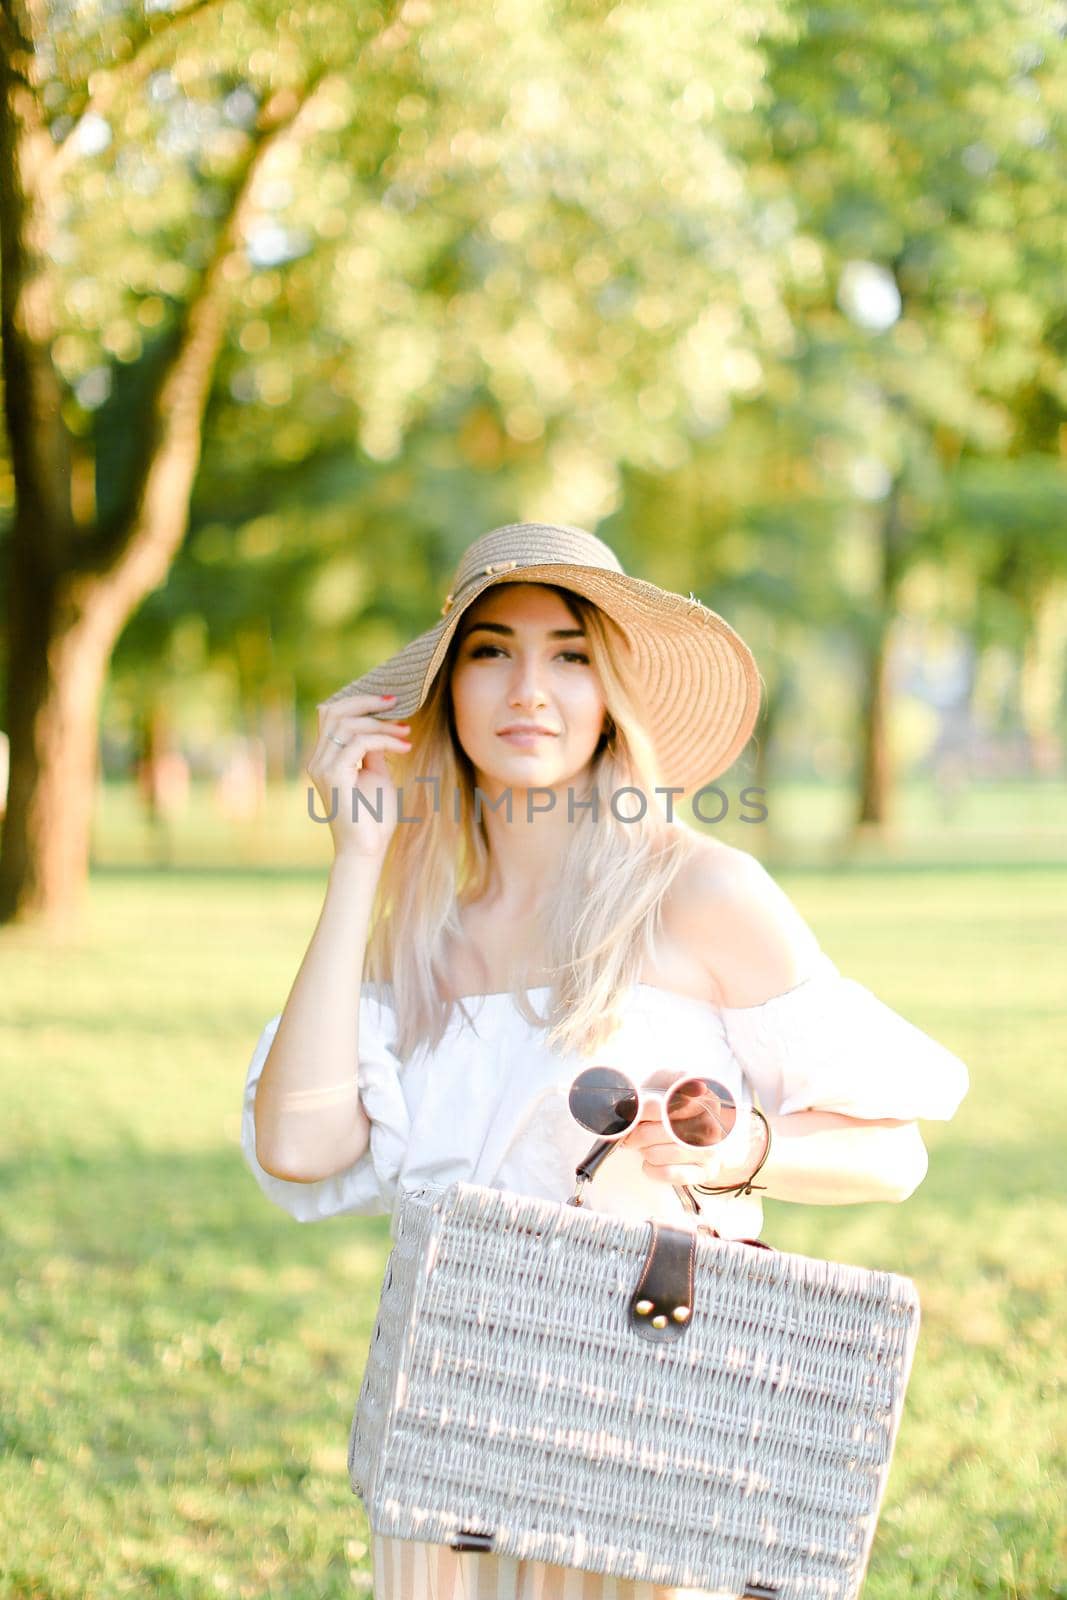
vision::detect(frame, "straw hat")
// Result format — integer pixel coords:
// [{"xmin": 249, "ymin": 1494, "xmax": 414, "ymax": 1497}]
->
[{"xmin": 322, "ymin": 522, "xmax": 761, "ymax": 791}]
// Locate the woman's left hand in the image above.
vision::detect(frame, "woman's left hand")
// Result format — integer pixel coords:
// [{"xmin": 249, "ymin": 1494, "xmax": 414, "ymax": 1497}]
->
[{"xmin": 624, "ymin": 1098, "xmax": 759, "ymax": 1189}]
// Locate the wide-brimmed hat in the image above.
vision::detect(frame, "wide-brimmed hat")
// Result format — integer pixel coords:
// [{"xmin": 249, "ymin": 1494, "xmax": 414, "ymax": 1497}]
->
[{"xmin": 322, "ymin": 522, "xmax": 761, "ymax": 791}]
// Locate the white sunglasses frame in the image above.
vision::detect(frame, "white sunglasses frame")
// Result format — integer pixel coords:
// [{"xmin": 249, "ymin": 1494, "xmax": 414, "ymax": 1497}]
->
[{"xmin": 567, "ymin": 1065, "xmax": 738, "ymax": 1151}]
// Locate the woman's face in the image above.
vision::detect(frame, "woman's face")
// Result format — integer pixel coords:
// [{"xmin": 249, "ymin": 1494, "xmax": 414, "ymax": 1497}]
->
[{"xmin": 448, "ymin": 583, "xmax": 608, "ymax": 790}]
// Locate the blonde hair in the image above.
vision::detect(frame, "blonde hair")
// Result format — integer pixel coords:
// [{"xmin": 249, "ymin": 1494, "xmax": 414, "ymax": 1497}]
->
[{"xmin": 363, "ymin": 583, "xmax": 699, "ymax": 1061}]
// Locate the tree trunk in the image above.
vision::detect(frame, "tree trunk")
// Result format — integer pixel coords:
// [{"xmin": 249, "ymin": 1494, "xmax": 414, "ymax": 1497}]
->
[
  {"xmin": 0, "ymin": 30, "xmax": 324, "ymax": 924},
  {"xmin": 1018, "ymin": 579, "xmax": 1067, "ymax": 777},
  {"xmin": 261, "ymin": 675, "xmax": 297, "ymax": 783},
  {"xmin": 855, "ymin": 615, "xmax": 894, "ymax": 828},
  {"xmin": 751, "ymin": 672, "xmax": 782, "ymax": 849},
  {"xmin": 852, "ymin": 482, "xmax": 908, "ymax": 835},
  {"xmin": 0, "ymin": 547, "xmax": 120, "ymax": 923}
]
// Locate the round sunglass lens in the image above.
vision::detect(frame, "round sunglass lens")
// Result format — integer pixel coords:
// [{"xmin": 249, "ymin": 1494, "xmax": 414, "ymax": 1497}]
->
[
  {"xmin": 665, "ymin": 1077, "xmax": 737, "ymax": 1148},
  {"xmin": 568, "ymin": 1066, "xmax": 638, "ymax": 1136}
]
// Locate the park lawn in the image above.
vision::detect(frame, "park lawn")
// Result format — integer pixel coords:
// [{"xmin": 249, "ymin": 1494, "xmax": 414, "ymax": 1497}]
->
[
  {"xmin": 86, "ymin": 773, "xmax": 1067, "ymax": 873},
  {"xmin": 0, "ymin": 861, "xmax": 1064, "ymax": 1599}
]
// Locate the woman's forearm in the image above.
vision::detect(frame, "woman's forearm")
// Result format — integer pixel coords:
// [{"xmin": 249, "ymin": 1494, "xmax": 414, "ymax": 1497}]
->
[
  {"xmin": 253, "ymin": 852, "xmax": 382, "ymax": 1181},
  {"xmin": 713, "ymin": 1111, "xmax": 929, "ymax": 1205}
]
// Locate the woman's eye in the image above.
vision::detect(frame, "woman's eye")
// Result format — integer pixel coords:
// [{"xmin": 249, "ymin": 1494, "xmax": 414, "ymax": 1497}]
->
[{"xmin": 468, "ymin": 645, "xmax": 589, "ymax": 664}]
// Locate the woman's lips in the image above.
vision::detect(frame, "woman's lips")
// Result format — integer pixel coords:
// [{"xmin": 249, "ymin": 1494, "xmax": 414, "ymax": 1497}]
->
[{"xmin": 498, "ymin": 729, "xmax": 556, "ymax": 746}]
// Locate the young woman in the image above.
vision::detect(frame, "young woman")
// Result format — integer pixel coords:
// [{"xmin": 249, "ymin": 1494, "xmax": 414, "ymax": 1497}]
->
[{"xmin": 242, "ymin": 522, "xmax": 969, "ymax": 1600}]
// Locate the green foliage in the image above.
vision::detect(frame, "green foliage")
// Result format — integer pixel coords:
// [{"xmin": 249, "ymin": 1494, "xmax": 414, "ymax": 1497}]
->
[
  {"xmin": 44, "ymin": 0, "xmax": 789, "ymax": 474},
  {"xmin": 2, "ymin": 0, "xmax": 1065, "ymax": 746}
]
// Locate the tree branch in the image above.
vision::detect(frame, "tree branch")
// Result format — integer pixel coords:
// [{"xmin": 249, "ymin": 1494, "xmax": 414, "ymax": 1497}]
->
[
  {"xmin": 68, "ymin": 72, "xmax": 333, "ymax": 612},
  {"xmin": 49, "ymin": 0, "xmax": 228, "ymax": 182}
]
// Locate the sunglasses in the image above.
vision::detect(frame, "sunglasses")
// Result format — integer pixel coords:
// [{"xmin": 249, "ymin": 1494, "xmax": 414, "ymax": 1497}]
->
[{"xmin": 568, "ymin": 1066, "xmax": 737, "ymax": 1150}]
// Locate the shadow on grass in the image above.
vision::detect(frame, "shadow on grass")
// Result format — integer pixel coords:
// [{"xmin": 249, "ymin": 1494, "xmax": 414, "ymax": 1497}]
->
[
  {"xmin": 4, "ymin": 1129, "xmax": 1063, "ymax": 1264},
  {"xmin": 4, "ymin": 1142, "xmax": 1063, "ymax": 1599},
  {"xmin": 0, "ymin": 1163, "xmax": 387, "ymax": 1600},
  {"xmin": 0, "ymin": 1143, "xmax": 393, "ymax": 1280}
]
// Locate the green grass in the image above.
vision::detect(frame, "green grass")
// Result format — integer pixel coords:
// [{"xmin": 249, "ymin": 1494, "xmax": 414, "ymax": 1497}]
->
[{"xmin": 1, "ymin": 853, "xmax": 1064, "ymax": 1598}]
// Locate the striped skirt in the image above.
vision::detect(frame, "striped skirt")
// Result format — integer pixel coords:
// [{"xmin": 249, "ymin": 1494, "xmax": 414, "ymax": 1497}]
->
[{"xmin": 371, "ymin": 1534, "xmax": 740, "ymax": 1599}]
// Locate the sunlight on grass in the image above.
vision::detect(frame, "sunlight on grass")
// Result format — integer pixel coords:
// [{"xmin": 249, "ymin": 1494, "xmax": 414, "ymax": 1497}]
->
[{"xmin": 1, "ymin": 850, "xmax": 1064, "ymax": 1597}]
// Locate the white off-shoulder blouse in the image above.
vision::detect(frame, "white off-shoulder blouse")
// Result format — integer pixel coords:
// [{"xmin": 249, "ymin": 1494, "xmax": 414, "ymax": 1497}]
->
[{"xmin": 240, "ymin": 947, "xmax": 970, "ymax": 1240}]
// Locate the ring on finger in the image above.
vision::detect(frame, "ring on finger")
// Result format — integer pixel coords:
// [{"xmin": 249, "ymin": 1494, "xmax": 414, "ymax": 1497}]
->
[{"xmin": 327, "ymin": 734, "xmax": 346, "ymax": 748}]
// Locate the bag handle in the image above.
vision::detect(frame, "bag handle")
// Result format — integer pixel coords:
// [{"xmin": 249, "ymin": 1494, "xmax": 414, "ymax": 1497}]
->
[
  {"xmin": 566, "ymin": 1145, "xmax": 774, "ymax": 1346},
  {"xmin": 568, "ymin": 1113, "xmax": 772, "ymax": 1222},
  {"xmin": 569, "ymin": 1136, "xmax": 704, "ymax": 1213}
]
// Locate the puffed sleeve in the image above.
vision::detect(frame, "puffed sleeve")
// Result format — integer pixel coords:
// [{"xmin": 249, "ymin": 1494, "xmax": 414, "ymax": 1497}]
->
[
  {"xmin": 240, "ymin": 991, "xmax": 411, "ymax": 1222},
  {"xmin": 719, "ymin": 949, "xmax": 969, "ymax": 1122}
]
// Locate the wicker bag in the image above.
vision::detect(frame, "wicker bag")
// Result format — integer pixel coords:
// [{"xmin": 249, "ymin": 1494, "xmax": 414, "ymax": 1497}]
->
[{"xmin": 348, "ymin": 1175, "xmax": 920, "ymax": 1600}]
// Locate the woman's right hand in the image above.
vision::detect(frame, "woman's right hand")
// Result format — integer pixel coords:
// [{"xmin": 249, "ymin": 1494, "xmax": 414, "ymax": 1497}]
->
[{"xmin": 307, "ymin": 694, "xmax": 413, "ymax": 863}]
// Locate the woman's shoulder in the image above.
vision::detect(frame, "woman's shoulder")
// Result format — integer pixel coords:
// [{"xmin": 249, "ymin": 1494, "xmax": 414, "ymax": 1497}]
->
[
  {"xmin": 665, "ymin": 835, "xmax": 822, "ymax": 1009},
  {"xmin": 673, "ymin": 835, "xmax": 788, "ymax": 908}
]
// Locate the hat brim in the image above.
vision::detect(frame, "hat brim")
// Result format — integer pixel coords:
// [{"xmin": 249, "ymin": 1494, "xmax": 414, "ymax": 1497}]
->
[{"xmin": 322, "ymin": 563, "xmax": 760, "ymax": 791}]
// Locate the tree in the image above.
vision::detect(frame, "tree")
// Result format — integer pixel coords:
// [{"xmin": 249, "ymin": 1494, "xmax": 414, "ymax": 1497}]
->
[
  {"xmin": 0, "ymin": 0, "xmax": 343, "ymax": 920},
  {"xmin": 743, "ymin": 0, "xmax": 1067, "ymax": 828},
  {"xmin": 0, "ymin": 0, "xmax": 787, "ymax": 922}
]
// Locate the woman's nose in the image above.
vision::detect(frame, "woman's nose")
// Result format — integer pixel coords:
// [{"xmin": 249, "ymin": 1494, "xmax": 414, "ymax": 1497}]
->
[{"xmin": 508, "ymin": 655, "xmax": 548, "ymax": 707}]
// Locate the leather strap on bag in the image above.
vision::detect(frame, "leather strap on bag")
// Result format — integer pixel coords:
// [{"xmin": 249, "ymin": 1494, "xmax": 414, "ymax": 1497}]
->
[
  {"xmin": 628, "ymin": 1219, "xmax": 772, "ymax": 1343},
  {"xmin": 627, "ymin": 1221, "xmax": 696, "ymax": 1342},
  {"xmin": 569, "ymin": 1136, "xmax": 774, "ymax": 1345}
]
